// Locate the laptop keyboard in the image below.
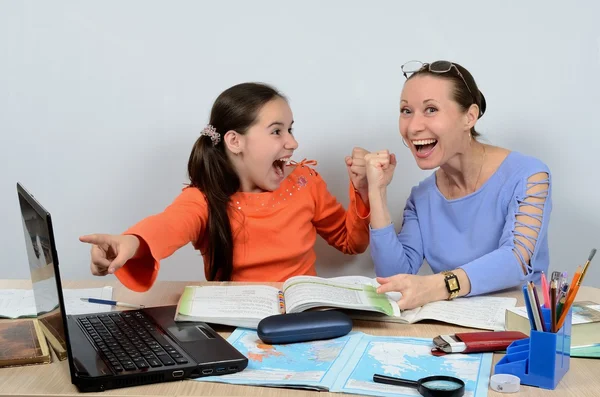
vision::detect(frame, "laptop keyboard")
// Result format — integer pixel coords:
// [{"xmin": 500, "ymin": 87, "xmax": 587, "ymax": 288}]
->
[{"xmin": 78, "ymin": 311, "xmax": 189, "ymax": 372}]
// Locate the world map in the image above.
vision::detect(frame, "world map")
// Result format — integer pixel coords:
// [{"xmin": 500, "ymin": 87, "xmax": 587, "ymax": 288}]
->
[{"xmin": 196, "ymin": 329, "xmax": 492, "ymax": 396}]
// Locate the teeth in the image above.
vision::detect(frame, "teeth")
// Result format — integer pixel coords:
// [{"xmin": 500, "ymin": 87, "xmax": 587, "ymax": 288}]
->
[
  {"xmin": 276, "ymin": 158, "xmax": 291, "ymax": 165},
  {"xmin": 412, "ymin": 139, "xmax": 437, "ymax": 146}
]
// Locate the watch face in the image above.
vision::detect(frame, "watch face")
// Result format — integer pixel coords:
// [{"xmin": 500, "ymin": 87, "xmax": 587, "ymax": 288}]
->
[{"xmin": 446, "ymin": 277, "xmax": 460, "ymax": 292}]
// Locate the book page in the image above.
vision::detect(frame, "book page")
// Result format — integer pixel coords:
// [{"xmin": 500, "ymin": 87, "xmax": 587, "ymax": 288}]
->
[
  {"xmin": 0, "ymin": 290, "xmax": 37, "ymax": 319},
  {"xmin": 62, "ymin": 286, "xmax": 114, "ymax": 314},
  {"xmin": 282, "ymin": 276, "xmax": 400, "ymax": 316},
  {"xmin": 410, "ymin": 296, "xmax": 517, "ymax": 331},
  {"xmin": 326, "ymin": 275, "xmax": 403, "ymax": 302},
  {"xmin": 177, "ymin": 285, "xmax": 283, "ymax": 321},
  {"xmin": 508, "ymin": 301, "xmax": 600, "ymax": 325},
  {"xmin": 0, "ymin": 285, "xmax": 114, "ymax": 319}
]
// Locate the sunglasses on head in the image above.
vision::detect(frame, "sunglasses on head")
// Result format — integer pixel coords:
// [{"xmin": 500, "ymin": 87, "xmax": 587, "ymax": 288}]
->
[{"xmin": 401, "ymin": 60, "xmax": 483, "ymax": 117}]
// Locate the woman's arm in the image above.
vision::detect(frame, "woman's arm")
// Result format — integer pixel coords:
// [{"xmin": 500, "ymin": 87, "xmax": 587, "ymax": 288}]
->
[
  {"xmin": 370, "ymin": 190, "xmax": 425, "ymax": 276},
  {"xmin": 459, "ymin": 171, "xmax": 551, "ymax": 296},
  {"xmin": 377, "ymin": 169, "xmax": 551, "ymax": 309}
]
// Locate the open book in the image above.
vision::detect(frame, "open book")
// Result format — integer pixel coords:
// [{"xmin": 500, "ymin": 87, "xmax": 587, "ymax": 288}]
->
[{"xmin": 175, "ymin": 275, "xmax": 516, "ymax": 331}]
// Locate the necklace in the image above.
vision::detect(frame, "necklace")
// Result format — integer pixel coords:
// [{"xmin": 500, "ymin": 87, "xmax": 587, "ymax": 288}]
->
[{"xmin": 444, "ymin": 145, "xmax": 486, "ymax": 199}]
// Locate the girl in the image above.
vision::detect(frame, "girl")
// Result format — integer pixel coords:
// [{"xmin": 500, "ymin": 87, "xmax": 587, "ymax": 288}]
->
[
  {"xmin": 80, "ymin": 82, "xmax": 371, "ymax": 292},
  {"xmin": 365, "ymin": 60, "xmax": 551, "ymax": 310}
]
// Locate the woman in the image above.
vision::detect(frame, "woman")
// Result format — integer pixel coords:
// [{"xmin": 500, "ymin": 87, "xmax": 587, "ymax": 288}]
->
[{"xmin": 365, "ymin": 60, "xmax": 551, "ymax": 310}]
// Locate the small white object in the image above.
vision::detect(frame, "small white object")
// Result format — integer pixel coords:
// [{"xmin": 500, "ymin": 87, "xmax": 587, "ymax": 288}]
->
[{"xmin": 490, "ymin": 374, "xmax": 520, "ymax": 393}]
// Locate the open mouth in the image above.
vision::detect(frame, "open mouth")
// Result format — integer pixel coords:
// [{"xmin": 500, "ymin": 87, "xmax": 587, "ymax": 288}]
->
[
  {"xmin": 412, "ymin": 138, "xmax": 438, "ymax": 153},
  {"xmin": 272, "ymin": 157, "xmax": 291, "ymax": 177}
]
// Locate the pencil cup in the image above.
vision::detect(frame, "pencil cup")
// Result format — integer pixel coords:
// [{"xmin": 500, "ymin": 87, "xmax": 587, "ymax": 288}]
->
[{"xmin": 495, "ymin": 306, "xmax": 572, "ymax": 390}]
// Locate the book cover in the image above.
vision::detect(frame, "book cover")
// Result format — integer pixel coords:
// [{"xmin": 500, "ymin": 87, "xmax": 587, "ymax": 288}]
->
[
  {"xmin": 0, "ymin": 318, "xmax": 52, "ymax": 368},
  {"xmin": 38, "ymin": 310, "xmax": 68, "ymax": 360}
]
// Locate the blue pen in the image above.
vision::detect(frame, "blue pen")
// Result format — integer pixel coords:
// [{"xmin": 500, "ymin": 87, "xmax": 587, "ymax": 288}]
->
[{"xmin": 80, "ymin": 298, "xmax": 145, "ymax": 309}]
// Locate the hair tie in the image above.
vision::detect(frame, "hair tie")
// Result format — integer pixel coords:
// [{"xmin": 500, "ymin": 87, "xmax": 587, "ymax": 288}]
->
[{"xmin": 200, "ymin": 124, "xmax": 221, "ymax": 146}]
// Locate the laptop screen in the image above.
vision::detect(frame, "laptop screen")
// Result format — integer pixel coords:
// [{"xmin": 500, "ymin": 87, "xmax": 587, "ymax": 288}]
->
[{"xmin": 17, "ymin": 183, "xmax": 71, "ymax": 362}]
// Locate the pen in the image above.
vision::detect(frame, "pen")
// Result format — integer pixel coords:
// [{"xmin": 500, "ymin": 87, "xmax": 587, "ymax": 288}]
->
[
  {"xmin": 556, "ymin": 272, "xmax": 570, "ymax": 318},
  {"xmin": 557, "ymin": 249, "xmax": 596, "ymax": 330},
  {"xmin": 550, "ymin": 279, "xmax": 557, "ymax": 333},
  {"xmin": 522, "ymin": 284, "xmax": 536, "ymax": 330},
  {"xmin": 80, "ymin": 298, "xmax": 145, "ymax": 309}
]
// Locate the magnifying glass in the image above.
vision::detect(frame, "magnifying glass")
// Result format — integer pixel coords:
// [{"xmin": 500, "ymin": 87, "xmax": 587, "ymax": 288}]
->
[{"xmin": 373, "ymin": 374, "xmax": 465, "ymax": 397}]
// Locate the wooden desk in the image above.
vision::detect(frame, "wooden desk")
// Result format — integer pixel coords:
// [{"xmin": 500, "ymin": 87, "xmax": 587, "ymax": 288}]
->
[{"xmin": 1, "ymin": 280, "xmax": 598, "ymax": 397}]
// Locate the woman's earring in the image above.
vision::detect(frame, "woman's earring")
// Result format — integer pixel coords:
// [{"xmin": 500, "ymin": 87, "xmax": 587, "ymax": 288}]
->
[{"xmin": 402, "ymin": 138, "xmax": 409, "ymax": 148}]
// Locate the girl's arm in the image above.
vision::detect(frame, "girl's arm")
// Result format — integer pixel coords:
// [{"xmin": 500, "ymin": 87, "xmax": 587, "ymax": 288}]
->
[
  {"xmin": 116, "ymin": 187, "xmax": 209, "ymax": 291},
  {"xmin": 310, "ymin": 169, "xmax": 370, "ymax": 254}
]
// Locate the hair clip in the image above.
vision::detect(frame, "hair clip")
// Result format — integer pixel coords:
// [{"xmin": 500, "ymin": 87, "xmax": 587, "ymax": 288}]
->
[{"xmin": 200, "ymin": 124, "xmax": 220, "ymax": 145}]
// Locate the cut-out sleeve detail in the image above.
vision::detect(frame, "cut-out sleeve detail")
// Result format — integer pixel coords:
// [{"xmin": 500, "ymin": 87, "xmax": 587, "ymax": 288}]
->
[
  {"xmin": 461, "ymin": 169, "xmax": 552, "ymax": 296},
  {"xmin": 512, "ymin": 172, "xmax": 550, "ymax": 276}
]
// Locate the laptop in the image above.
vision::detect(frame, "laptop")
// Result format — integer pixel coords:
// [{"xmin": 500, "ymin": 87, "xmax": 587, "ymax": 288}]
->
[{"xmin": 16, "ymin": 182, "xmax": 248, "ymax": 392}]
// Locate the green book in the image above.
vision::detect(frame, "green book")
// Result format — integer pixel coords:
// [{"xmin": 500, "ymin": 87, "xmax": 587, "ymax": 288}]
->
[{"xmin": 571, "ymin": 344, "xmax": 600, "ymax": 358}]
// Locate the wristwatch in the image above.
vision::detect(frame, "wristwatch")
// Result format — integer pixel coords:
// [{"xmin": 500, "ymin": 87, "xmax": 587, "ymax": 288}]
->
[{"xmin": 441, "ymin": 271, "xmax": 460, "ymax": 300}]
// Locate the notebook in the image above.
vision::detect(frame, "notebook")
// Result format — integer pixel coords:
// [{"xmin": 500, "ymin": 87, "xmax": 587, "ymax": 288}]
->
[{"xmin": 0, "ymin": 318, "xmax": 51, "ymax": 368}]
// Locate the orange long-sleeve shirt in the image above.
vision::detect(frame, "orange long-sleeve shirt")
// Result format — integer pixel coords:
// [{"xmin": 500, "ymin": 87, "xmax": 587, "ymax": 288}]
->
[{"xmin": 116, "ymin": 163, "xmax": 370, "ymax": 291}]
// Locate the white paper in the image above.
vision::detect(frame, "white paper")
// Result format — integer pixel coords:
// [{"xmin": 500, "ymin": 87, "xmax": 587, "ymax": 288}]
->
[
  {"xmin": 0, "ymin": 284, "xmax": 113, "ymax": 318},
  {"xmin": 181, "ymin": 285, "xmax": 282, "ymax": 320},
  {"xmin": 404, "ymin": 296, "xmax": 517, "ymax": 331}
]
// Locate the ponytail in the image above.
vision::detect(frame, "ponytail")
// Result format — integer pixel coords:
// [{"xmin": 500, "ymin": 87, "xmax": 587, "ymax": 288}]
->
[
  {"xmin": 187, "ymin": 82, "xmax": 285, "ymax": 280},
  {"xmin": 188, "ymin": 135, "xmax": 239, "ymax": 281}
]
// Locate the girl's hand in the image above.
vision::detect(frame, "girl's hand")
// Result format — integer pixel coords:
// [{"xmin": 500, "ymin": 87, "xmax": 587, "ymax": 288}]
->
[
  {"xmin": 345, "ymin": 147, "xmax": 370, "ymax": 202},
  {"xmin": 79, "ymin": 234, "xmax": 140, "ymax": 276}
]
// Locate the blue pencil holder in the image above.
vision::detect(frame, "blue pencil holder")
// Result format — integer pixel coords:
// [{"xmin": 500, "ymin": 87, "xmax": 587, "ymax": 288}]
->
[{"xmin": 495, "ymin": 290, "xmax": 572, "ymax": 390}]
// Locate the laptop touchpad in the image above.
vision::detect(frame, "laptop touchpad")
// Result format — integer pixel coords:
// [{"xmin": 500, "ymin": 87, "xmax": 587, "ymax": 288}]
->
[{"xmin": 166, "ymin": 323, "xmax": 215, "ymax": 342}]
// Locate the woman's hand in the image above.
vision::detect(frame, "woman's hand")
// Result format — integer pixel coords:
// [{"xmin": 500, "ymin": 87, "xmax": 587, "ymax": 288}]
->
[
  {"xmin": 376, "ymin": 273, "xmax": 448, "ymax": 310},
  {"xmin": 365, "ymin": 150, "xmax": 397, "ymax": 191},
  {"xmin": 345, "ymin": 147, "xmax": 370, "ymax": 203},
  {"xmin": 79, "ymin": 234, "xmax": 140, "ymax": 276}
]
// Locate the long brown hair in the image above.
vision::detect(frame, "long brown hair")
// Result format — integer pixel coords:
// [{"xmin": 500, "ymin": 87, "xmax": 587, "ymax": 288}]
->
[
  {"xmin": 187, "ymin": 82, "xmax": 285, "ymax": 281},
  {"xmin": 409, "ymin": 61, "xmax": 486, "ymax": 137}
]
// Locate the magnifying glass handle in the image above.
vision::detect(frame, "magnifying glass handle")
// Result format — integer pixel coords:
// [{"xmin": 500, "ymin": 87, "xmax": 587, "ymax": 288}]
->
[{"xmin": 373, "ymin": 374, "xmax": 419, "ymax": 389}]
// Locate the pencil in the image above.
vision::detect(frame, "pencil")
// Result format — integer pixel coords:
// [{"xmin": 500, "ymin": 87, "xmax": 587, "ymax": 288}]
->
[
  {"xmin": 530, "ymin": 282, "xmax": 546, "ymax": 332},
  {"xmin": 578, "ymin": 248, "xmax": 596, "ymax": 285},
  {"xmin": 556, "ymin": 268, "xmax": 581, "ymax": 329},
  {"xmin": 557, "ymin": 249, "xmax": 596, "ymax": 329},
  {"xmin": 527, "ymin": 282, "xmax": 544, "ymax": 332}
]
